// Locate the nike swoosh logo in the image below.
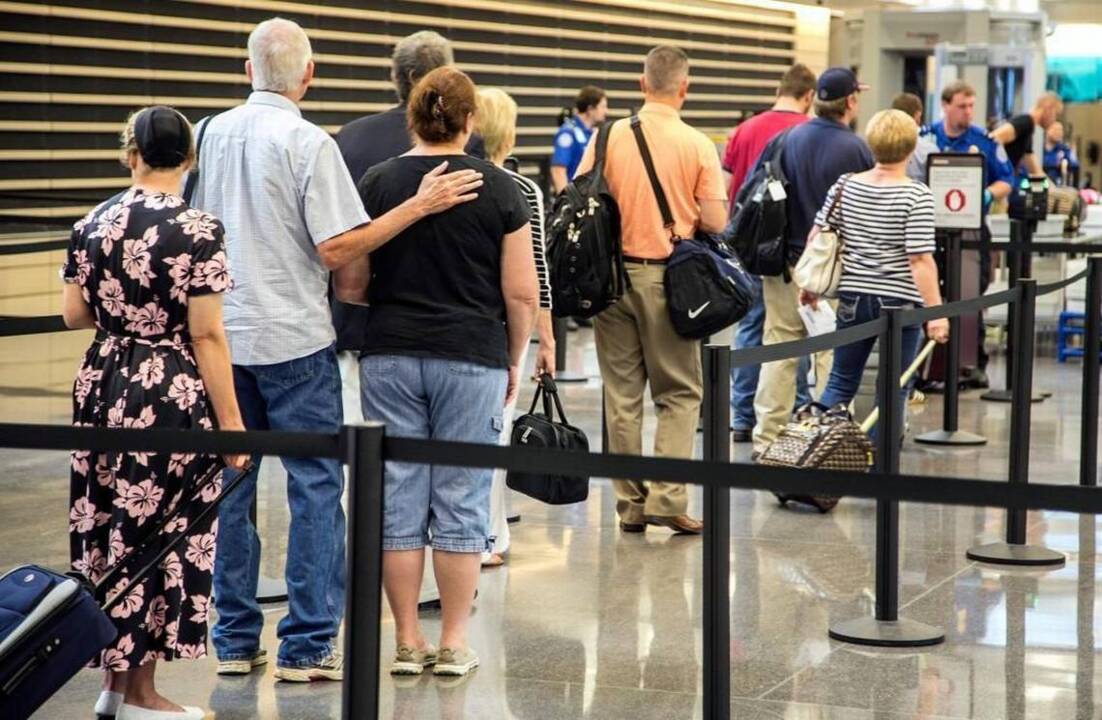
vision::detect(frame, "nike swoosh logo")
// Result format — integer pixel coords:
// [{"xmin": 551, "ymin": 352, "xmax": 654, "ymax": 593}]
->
[{"xmin": 688, "ymin": 301, "xmax": 711, "ymax": 319}]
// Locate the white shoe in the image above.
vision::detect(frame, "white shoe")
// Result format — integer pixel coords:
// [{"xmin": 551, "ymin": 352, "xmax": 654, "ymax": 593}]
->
[
  {"xmin": 94, "ymin": 690, "xmax": 124, "ymax": 717},
  {"xmin": 115, "ymin": 703, "xmax": 205, "ymax": 719}
]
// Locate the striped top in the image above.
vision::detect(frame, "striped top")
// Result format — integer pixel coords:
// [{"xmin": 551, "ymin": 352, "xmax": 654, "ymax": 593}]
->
[
  {"xmin": 506, "ymin": 168, "xmax": 552, "ymax": 310},
  {"xmin": 814, "ymin": 174, "xmax": 936, "ymax": 304}
]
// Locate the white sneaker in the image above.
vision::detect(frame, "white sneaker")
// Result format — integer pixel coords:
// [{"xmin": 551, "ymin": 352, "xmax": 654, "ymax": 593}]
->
[
  {"xmin": 115, "ymin": 703, "xmax": 204, "ymax": 720},
  {"xmin": 216, "ymin": 649, "xmax": 268, "ymax": 676},
  {"xmin": 94, "ymin": 690, "xmax": 123, "ymax": 717},
  {"xmin": 273, "ymin": 651, "xmax": 344, "ymax": 682}
]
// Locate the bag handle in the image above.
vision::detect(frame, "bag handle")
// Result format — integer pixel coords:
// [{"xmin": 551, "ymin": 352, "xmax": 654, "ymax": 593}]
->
[
  {"xmin": 94, "ymin": 460, "xmax": 248, "ymax": 610},
  {"xmin": 629, "ymin": 116, "xmax": 678, "ymax": 239},
  {"xmin": 182, "ymin": 114, "xmax": 216, "ymax": 205},
  {"xmin": 537, "ymin": 374, "xmax": 572, "ymax": 424}
]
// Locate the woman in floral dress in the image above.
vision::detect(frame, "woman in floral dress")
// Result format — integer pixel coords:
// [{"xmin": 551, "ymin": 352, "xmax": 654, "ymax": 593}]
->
[{"xmin": 62, "ymin": 106, "xmax": 246, "ymax": 720}]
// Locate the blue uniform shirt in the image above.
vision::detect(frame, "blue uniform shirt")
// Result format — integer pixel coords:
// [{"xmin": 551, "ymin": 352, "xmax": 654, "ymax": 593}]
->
[
  {"xmin": 550, "ymin": 116, "xmax": 594, "ymax": 181},
  {"xmin": 1043, "ymin": 142, "xmax": 1079, "ymax": 184},
  {"xmin": 923, "ymin": 121, "xmax": 1014, "ymax": 211}
]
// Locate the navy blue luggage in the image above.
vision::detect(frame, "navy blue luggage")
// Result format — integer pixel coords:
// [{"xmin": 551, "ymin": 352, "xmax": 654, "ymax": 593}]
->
[{"xmin": 0, "ymin": 461, "xmax": 238, "ymax": 719}]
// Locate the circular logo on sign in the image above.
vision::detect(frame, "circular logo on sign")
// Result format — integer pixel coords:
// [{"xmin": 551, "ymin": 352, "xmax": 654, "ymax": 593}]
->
[{"xmin": 945, "ymin": 189, "xmax": 966, "ymax": 212}]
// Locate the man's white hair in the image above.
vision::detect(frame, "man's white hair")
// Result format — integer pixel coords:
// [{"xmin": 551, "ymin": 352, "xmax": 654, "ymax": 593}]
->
[{"xmin": 248, "ymin": 17, "xmax": 312, "ymax": 93}]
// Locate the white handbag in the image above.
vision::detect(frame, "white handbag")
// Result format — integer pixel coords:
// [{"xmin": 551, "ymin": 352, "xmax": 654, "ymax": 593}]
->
[{"xmin": 794, "ymin": 175, "xmax": 850, "ymax": 298}]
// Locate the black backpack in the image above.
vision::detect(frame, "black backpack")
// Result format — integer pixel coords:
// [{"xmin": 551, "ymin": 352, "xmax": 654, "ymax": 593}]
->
[
  {"xmin": 725, "ymin": 128, "xmax": 793, "ymax": 277},
  {"xmin": 546, "ymin": 122, "xmax": 626, "ymax": 318},
  {"xmin": 629, "ymin": 117, "xmax": 759, "ymax": 339}
]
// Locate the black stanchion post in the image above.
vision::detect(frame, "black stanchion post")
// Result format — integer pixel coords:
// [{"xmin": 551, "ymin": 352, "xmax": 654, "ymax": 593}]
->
[
  {"xmin": 917, "ymin": 230, "xmax": 986, "ymax": 446},
  {"xmin": 341, "ymin": 423, "xmax": 386, "ymax": 720},
  {"xmin": 967, "ymin": 279, "xmax": 1064, "ymax": 566},
  {"xmin": 983, "ymin": 220, "xmax": 1043, "ymax": 403},
  {"xmin": 552, "ymin": 316, "xmax": 588, "ymax": 383},
  {"xmin": 701, "ymin": 345, "xmax": 731, "ymax": 720},
  {"xmin": 1080, "ymin": 257, "xmax": 1101, "ymax": 487},
  {"xmin": 829, "ymin": 308, "xmax": 945, "ymax": 647}
]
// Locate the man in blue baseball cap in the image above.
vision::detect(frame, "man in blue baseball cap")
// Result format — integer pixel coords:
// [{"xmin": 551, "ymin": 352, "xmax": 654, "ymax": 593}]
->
[{"xmin": 752, "ymin": 66, "xmax": 875, "ymax": 454}]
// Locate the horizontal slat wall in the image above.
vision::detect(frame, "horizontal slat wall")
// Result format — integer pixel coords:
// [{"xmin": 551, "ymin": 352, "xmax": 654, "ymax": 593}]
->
[{"xmin": 0, "ymin": 0, "xmax": 803, "ymax": 225}]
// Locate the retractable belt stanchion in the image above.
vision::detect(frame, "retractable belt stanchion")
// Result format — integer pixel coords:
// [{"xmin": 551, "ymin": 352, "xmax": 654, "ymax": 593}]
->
[
  {"xmin": 701, "ymin": 345, "xmax": 731, "ymax": 720},
  {"xmin": 829, "ymin": 307, "xmax": 945, "ymax": 647},
  {"xmin": 967, "ymin": 279, "xmax": 1065, "ymax": 566},
  {"xmin": 916, "ymin": 231, "xmax": 987, "ymax": 446},
  {"xmin": 341, "ymin": 423, "xmax": 386, "ymax": 720},
  {"xmin": 1079, "ymin": 256, "xmax": 1102, "ymax": 487},
  {"xmin": 552, "ymin": 316, "xmax": 589, "ymax": 383},
  {"xmin": 982, "ymin": 220, "xmax": 1044, "ymax": 404}
]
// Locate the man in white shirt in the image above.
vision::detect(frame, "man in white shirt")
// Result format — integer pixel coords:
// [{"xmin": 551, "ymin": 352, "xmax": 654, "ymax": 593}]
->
[{"xmin": 191, "ymin": 17, "xmax": 481, "ymax": 682}]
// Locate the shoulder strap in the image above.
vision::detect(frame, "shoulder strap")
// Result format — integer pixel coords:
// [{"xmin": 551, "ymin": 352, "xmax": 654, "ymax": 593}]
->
[
  {"xmin": 629, "ymin": 116, "xmax": 676, "ymax": 234},
  {"xmin": 182, "ymin": 114, "xmax": 215, "ymax": 205},
  {"xmin": 592, "ymin": 120, "xmax": 613, "ymax": 179},
  {"xmin": 824, "ymin": 173, "xmax": 851, "ymax": 228}
]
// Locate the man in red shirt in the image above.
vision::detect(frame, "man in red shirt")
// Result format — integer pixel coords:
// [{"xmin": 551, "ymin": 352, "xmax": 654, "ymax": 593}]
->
[
  {"xmin": 723, "ymin": 63, "xmax": 816, "ymax": 441},
  {"xmin": 722, "ymin": 63, "xmax": 816, "ymax": 203}
]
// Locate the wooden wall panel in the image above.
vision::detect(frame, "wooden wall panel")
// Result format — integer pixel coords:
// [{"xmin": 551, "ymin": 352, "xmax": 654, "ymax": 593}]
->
[{"xmin": 0, "ymin": 0, "xmax": 810, "ymax": 225}]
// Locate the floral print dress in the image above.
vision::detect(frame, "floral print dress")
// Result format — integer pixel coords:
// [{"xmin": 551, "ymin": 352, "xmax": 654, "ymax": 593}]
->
[{"xmin": 63, "ymin": 187, "xmax": 231, "ymax": 670}]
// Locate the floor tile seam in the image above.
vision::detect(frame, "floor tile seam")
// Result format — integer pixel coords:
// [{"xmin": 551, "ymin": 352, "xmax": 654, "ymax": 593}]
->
[
  {"xmin": 499, "ymin": 673, "xmax": 700, "ymax": 699},
  {"xmin": 754, "ymin": 556, "xmax": 980, "ymax": 702},
  {"xmin": 745, "ymin": 696, "xmax": 970, "ymax": 720}
]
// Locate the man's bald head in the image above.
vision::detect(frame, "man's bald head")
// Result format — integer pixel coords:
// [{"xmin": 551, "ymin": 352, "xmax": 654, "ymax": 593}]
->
[{"xmin": 643, "ymin": 45, "xmax": 689, "ymax": 97}]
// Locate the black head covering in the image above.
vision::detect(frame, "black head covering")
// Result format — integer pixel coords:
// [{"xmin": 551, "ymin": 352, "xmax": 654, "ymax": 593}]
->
[{"xmin": 133, "ymin": 106, "xmax": 191, "ymax": 168}]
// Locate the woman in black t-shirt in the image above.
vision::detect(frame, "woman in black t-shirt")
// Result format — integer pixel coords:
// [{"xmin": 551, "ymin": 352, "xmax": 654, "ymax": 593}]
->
[{"xmin": 334, "ymin": 67, "xmax": 538, "ymax": 678}]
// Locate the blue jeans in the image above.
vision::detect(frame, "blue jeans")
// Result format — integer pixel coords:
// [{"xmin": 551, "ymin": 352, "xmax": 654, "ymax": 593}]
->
[
  {"xmin": 212, "ymin": 344, "xmax": 345, "ymax": 668},
  {"xmin": 819, "ymin": 293, "xmax": 923, "ymax": 436},
  {"xmin": 730, "ymin": 285, "xmax": 812, "ymax": 430},
  {"xmin": 360, "ymin": 355, "xmax": 506, "ymax": 553}
]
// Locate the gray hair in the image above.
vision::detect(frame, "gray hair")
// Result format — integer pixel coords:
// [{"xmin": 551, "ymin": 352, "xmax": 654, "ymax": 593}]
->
[
  {"xmin": 248, "ymin": 17, "xmax": 312, "ymax": 93},
  {"xmin": 392, "ymin": 31, "xmax": 454, "ymax": 103},
  {"xmin": 644, "ymin": 45, "xmax": 689, "ymax": 95}
]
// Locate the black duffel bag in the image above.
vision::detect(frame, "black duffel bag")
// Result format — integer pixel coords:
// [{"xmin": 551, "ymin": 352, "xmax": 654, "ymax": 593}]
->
[
  {"xmin": 506, "ymin": 375, "xmax": 589, "ymax": 504},
  {"xmin": 628, "ymin": 116, "xmax": 759, "ymax": 339}
]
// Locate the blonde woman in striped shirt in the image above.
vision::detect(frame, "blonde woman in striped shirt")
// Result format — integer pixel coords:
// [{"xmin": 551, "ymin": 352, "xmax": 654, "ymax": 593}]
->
[{"xmin": 476, "ymin": 87, "xmax": 555, "ymax": 566}]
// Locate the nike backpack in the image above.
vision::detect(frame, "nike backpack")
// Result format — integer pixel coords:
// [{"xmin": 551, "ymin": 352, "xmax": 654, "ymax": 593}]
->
[
  {"xmin": 545, "ymin": 122, "xmax": 627, "ymax": 319},
  {"xmin": 725, "ymin": 129, "xmax": 793, "ymax": 277}
]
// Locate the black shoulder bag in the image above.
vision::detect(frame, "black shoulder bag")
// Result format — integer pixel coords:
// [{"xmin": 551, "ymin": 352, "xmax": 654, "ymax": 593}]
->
[
  {"xmin": 629, "ymin": 116, "xmax": 758, "ymax": 339},
  {"xmin": 506, "ymin": 375, "xmax": 589, "ymax": 504}
]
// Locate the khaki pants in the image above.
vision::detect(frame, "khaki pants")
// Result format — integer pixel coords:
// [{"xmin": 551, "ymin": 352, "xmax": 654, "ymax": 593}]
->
[
  {"xmin": 595, "ymin": 263, "xmax": 702, "ymax": 523},
  {"xmin": 752, "ymin": 274, "xmax": 832, "ymax": 452}
]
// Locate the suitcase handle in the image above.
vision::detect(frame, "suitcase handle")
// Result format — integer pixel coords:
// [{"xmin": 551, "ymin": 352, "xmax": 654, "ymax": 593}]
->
[{"xmin": 93, "ymin": 459, "xmax": 251, "ymax": 612}]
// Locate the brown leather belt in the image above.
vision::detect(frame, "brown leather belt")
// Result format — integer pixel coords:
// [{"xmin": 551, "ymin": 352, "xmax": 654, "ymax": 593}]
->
[{"xmin": 622, "ymin": 256, "xmax": 667, "ymax": 265}]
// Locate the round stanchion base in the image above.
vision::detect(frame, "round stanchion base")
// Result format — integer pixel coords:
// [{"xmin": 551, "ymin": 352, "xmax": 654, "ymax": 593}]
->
[
  {"xmin": 980, "ymin": 389, "xmax": 1044, "ymax": 403},
  {"xmin": 257, "ymin": 576, "xmax": 288, "ymax": 604},
  {"xmin": 553, "ymin": 372, "xmax": 590, "ymax": 384},
  {"xmin": 828, "ymin": 616, "xmax": 945, "ymax": 647},
  {"xmin": 966, "ymin": 542, "xmax": 1066, "ymax": 567},
  {"xmin": 914, "ymin": 429, "xmax": 987, "ymax": 446}
]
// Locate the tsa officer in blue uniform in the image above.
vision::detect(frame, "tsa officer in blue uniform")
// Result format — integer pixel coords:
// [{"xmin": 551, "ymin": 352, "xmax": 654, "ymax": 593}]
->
[
  {"xmin": 924, "ymin": 80, "xmax": 1014, "ymax": 209},
  {"xmin": 1043, "ymin": 121, "xmax": 1079, "ymax": 185},
  {"xmin": 922, "ymin": 79, "xmax": 1014, "ymax": 384},
  {"xmin": 550, "ymin": 85, "xmax": 608, "ymax": 194}
]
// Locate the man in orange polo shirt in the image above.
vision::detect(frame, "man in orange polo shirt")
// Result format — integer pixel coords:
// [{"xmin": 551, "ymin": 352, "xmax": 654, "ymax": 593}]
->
[{"xmin": 575, "ymin": 45, "xmax": 727, "ymax": 535}]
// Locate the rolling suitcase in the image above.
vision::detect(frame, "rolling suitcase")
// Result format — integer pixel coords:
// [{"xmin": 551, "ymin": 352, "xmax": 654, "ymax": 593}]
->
[{"xmin": 0, "ymin": 460, "xmax": 242, "ymax": 720}]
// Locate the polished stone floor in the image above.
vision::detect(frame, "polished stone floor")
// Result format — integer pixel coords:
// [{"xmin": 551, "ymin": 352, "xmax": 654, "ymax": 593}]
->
[{"xmin": 1, "ymin": 328, "xmax": 1100, "ymax": 719}]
